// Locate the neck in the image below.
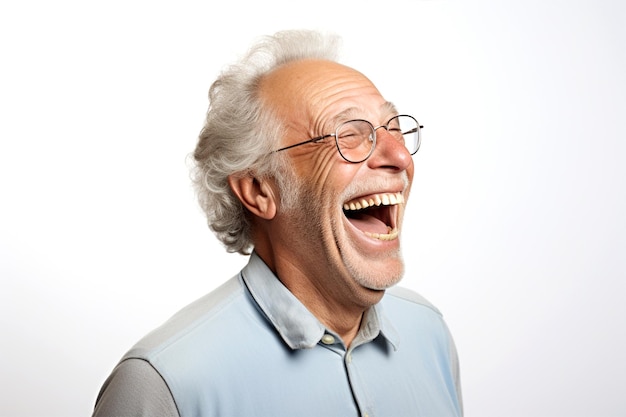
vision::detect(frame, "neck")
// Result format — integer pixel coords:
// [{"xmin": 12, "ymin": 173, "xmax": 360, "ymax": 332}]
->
[
  {"xmin": 316, "ymin": 305, "xmax": 364, "ymax": 348},
  {"xmin": 255, "ymin": 247, "xmax": 382, "ymax": 348},
  {"xmin": 286, "ymin": 276, "xmax": 367, "ymax": 348}
]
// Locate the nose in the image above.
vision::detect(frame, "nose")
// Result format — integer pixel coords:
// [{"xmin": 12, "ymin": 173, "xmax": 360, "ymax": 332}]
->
[{"xmin": 366, "ymin": 127, "xmax": 413, "ymax": 172}]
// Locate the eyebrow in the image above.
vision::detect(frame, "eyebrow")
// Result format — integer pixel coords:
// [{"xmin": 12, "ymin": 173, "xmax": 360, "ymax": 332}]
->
[
  {"xmin": 329, "ymin": 101, "xmax": 399, "ymax": 126},
  {"xmin": 380, "ymin": 101, "xmax": 399, "ymax": 118}
]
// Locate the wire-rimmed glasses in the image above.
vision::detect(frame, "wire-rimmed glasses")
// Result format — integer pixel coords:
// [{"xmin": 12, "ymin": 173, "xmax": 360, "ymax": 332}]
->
[{"xmin": 273, "ymin": 115, "xmax": 422, "ymax": 163}]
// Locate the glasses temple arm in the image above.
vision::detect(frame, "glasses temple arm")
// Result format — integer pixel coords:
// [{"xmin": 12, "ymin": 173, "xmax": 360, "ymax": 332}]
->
[{"xmin": 273, "ymin": 134, "xmax": 333, "ymax": 153}]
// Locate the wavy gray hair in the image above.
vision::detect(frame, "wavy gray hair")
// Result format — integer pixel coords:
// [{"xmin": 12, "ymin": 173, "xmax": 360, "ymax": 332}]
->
[{"xmin": 191, "ymin": 30, "xmax": 341, "ymax": 255}]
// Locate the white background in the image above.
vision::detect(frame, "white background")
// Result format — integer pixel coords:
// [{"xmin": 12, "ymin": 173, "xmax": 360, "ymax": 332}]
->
[{"xmin": 1, "ymin": 1, "xmax": 624, "ymax": 416}]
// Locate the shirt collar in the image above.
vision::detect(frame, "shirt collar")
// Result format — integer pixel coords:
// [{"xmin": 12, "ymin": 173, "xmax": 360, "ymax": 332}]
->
[{"xmin": 241, "ymin": 252, "xmax": 400, "ymax": 350}]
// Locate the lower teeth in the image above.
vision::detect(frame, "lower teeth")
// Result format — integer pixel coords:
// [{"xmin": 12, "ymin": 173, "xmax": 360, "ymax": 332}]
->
[{"xmin": 364, "ymin": 227, "xmax": 398, "ymax": 241}]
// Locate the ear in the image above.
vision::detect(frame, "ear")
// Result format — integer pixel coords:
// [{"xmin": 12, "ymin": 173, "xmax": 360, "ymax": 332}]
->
[{"xmin": 228, "ymin": 173, "xmax": 277, "ymax": 220}]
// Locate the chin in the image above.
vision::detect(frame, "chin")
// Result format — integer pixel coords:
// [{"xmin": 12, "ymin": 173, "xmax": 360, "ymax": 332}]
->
[{"xmin": 344, "ymin": 250, "xmax": 405, "ymax": 291}]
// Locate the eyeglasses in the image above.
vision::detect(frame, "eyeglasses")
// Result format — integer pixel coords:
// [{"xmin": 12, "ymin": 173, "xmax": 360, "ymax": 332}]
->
[{"xmin": 273, "ymin": 114, "xmax": 422, "ymax": 163}]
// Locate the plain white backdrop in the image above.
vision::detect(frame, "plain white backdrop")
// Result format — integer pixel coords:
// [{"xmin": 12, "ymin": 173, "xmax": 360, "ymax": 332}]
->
[{"xmin": 1, "ymin": 1, "xmax": 624, "ymax": 416}]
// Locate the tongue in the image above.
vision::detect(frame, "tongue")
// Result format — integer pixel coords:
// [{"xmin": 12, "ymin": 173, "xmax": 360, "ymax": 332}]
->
[{"xmin": 347, "ymin": 212, "xmax": 389, "ymax": 234}]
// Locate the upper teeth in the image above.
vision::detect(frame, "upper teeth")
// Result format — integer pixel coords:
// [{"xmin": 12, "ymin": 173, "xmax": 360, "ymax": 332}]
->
[{"xmin": 343, "ymin": 192, "xmax": 405, "ymax": 211}]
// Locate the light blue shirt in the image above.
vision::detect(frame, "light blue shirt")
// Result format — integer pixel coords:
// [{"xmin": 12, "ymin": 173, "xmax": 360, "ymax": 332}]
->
[{"xmin": 93, "ymin": 253, "xmax": 463, "ymax": 417}]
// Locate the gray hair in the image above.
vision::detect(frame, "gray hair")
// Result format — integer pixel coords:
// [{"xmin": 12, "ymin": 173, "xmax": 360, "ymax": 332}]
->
[{"xmin": 191, "ymin": 30, "xmax": 342, "ymax": 255}]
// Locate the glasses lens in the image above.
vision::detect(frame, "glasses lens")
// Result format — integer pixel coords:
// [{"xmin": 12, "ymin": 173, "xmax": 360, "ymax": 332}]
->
[
  {"xmin": 388, "ymin": 115, "xmax": 421, "ymax": 155},
  {"xmin": 336, "ymin": 120, "xmax": 375, "ymax": 162}
]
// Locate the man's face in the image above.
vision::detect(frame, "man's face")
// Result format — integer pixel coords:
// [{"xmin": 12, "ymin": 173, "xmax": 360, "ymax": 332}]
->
[{"xmin": 260, "ymin": 60, "xmax": 414, "ymax": 304}]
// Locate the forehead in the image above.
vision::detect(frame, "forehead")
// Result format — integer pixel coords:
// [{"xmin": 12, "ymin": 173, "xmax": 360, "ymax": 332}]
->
[
  {"xmin": 329, "ymin": 102, "xmax": 399, "ymax": 126},
  {"xmin": 259, "ymin": 59, "xmax": 392, "ymax": 130}
]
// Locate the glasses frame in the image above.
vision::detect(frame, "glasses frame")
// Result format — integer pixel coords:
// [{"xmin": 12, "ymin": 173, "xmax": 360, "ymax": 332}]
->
[{"xmin": 273, "ymin": 114, "xmax": 423, "ymax": 163}]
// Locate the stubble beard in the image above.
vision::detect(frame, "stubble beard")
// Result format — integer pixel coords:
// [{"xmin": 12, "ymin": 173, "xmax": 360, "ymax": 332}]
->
[{"xmin": 276, "ymin": 165, "xmax": 405, "ymax": 291}]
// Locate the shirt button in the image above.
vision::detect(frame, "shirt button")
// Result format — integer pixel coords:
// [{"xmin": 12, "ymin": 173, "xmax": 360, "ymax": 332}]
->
[{"xmin": 321, "ymin": 334, "xmax": 335, "ymax": 345}]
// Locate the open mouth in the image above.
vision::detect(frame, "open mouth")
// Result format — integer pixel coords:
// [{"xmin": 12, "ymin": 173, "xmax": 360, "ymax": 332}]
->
[{"xmin": 342, "ymin": 192, "xmax": 404, "ymax": 241}]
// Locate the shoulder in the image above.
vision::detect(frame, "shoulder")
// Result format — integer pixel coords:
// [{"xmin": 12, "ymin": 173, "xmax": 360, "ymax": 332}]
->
[
  {"xmin": 94, "ymin": 275, "xmax": 257, "ymax": 416},
  {"xmin": 382, "ymin": 286, "xmax": 457, "ymax": 356},
  {"xmin": 125, "ymin": 274, "xmax": 248, "ymax": 361},
  {"xmin": 384, "ymin": 285, "xmax": 442, "ymax": 316}
]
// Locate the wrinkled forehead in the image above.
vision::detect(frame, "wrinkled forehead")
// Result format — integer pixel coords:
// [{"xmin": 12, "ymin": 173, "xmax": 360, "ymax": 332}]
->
[{"xmin": 259, "ymin": 59, "xmax": 393, "ymax": 131}]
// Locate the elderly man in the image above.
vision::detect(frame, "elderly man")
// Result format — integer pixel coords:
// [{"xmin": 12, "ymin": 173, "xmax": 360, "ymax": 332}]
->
[{"xmin": 93, "ymin": 30, "xmax": 463, "ymax": 417}]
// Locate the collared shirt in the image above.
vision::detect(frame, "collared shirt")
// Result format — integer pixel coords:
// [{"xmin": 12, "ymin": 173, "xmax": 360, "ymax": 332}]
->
[{"xmin": 93, "ymin": 253, "xmax": 463, "ymax": 417}]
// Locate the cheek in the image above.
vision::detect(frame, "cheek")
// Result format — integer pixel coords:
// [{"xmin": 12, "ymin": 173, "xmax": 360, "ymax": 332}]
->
[
  {"xmin": 297, "ymin": 148, "xmax": 355, "ymax": 195},
  {"xmin": 318, "ymin": 164, "xmax": 361, "ymax": 208},
  {"xmin": 291, "ymin": 144, "xmax": 335, "ymax": 178}
]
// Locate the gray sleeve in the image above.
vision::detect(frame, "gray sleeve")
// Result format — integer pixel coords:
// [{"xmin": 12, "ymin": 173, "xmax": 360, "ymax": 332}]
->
[{"xmin": 92, "ymin": 358, "xmax": 179, "ymax": 417}]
